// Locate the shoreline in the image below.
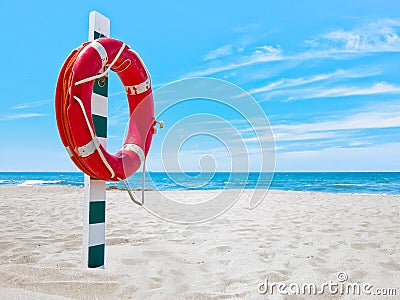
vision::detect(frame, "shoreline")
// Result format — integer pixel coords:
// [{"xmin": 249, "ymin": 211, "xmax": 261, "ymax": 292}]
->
[{"xmin": 1, "ymin": 185, "xmax": 400, "ymax": 197}]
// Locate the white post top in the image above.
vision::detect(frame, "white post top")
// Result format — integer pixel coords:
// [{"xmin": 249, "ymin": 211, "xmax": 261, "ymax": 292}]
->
[{"xmin": 89, "ymin": 11, "xmax": 110, "ymax": 40}]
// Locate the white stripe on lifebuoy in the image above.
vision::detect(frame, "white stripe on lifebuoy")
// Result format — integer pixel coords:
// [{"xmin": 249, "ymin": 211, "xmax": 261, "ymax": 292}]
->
[
  {"xmin": 124, "ymin": 77, "xmax": 151, "ymax": 95},
  {"xmin": 121, "ymin": 143, "xmax": 145, "ymax": 164},
  {"xmin": 76, "ymin": 137, "xmax": 100, "ymax": 158},
  {"xmin": 91, "ymin": 40, "xmax": 108, "ymax": 69}
]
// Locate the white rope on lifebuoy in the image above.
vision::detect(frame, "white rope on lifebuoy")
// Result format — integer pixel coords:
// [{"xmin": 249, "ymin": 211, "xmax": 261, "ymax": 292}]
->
[
  {"xmin": 75, "ymin": 43, "xmax": 126, "ymax": 86},
  {"xmin": 72, "ymin": 95, "xmax": 116, "ymax": 178}
]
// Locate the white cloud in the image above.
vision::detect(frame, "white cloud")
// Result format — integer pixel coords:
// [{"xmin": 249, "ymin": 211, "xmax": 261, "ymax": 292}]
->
[
  {"xmin": 349, "ymin": 141, "xmax": 371, "ymax": 147},
  {"xmin": 12, "ymin": 99, "xmax": 50, "ymax": 110},
  {"xmin": 214, "ymin": 102, "xmax": 399, "ymax": 145},
  {"xmin": 257, "ymin": 81, "xmax": 400, "ymax": 102},
  {"xmin": 309, "ymin": 82, "xmax": 400, "ymax": 98},
  {"xmin": 272, "ymin": 131, "xmax": 340, "ymax": 142},
  {"xmin": 316, "ymin": 18, "xmax": 400, "ymax": 53},
  {"xmin": 184, "ymin": 45, "xmax": 282, "ymax": 77},
  {"xmin": 0, "ymin": 113, "xmax": 46, "ymax": 121},
  {"xmin": 185, "ymin": 18, "xmax": 400, "ymax": 78},
  {"xmin": 274, "ymin": 110, "xmax": 400, "ymax": 135},
  {"xmin": 276, "ymin": 142, "xmax": 400, "ymax": 171},
  {"xmin": 204, "ymin": 45, "xmax": 233, "ymax": 61},
  {"xmin": 249, "ymin": 68, "xmax": 379, "ymax": 95}
]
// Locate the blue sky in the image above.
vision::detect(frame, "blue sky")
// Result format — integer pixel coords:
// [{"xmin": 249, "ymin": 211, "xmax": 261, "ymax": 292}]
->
[{"xmin": 0, "ymin": 0, "xmax": 400, "ymax": 172}]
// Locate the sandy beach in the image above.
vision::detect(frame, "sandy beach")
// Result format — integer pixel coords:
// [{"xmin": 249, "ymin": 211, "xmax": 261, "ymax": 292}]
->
[{"xmin": 0, "ymin": 186, "xmax": 399, "ymax": 299}]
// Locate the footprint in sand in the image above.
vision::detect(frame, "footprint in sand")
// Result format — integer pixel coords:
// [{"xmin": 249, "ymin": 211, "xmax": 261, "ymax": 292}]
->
[
  {"xmin": 224, "ymin": 279, "xmax": 252, "ymax": 295},
  {"xmin": 218, "ymin": 259, "xmax": 231, "ymax": 266},
  {"xmin": 14, "ymin": 254, "xmax": 41, "ymax": 264},
  {"xmin": 379, "ymin": 247, "xmax": 396, "ymax": 255},
  {"xmin": 316, "ymin": 267, "xmax": 337, "ymax": 276},
  {"xmin": 348, "ymin": 269, "xmax": 367, "ymax": 282},
  {"xmin": 308, "ymin": 256, "xmax": 328, "ymax": 268},
  {"xmin": 233, "ymin": 227, "xmax": 257, "ymax": 234},
  {"xmin": 118, "ymin": 285, "xmax": 139, "ymax": 298},
  {"xmin": 318, "ymin": 248, "xmax": 330, "ymax": 255},
  {"xmin": 107, "ymin": 237, "xmax": 130, "ymax": 246},
  {"xmin": 263, "ymin": 271, "xmax": 289, "ymax": 282},
  {"xmin": 351, "ymin": 242, "xmax": 381, "ymax": 250},
  {"xmin": 56, "ymin": 261, "xmax": 80, "ymax": 268},
  {"xmin": 260, "ymin": 252, "xmax": 276, "ymax": 263},
  {"xmin": 121, "ymin": 258, "xmax": 149, "ymax": 267},
  {"xmin": 130, "ymin": 238, "xmax": 151, "ymax": 244},
  {"xmin": 168, "ymin": 269, "xmax": 185, "ymax": 277},
  {"xmin": 360, "ymin": 221, "xmax": 372, "ymax": 228},
  {"xmin": 206, "ymin": 245, "xmax": 232, "ymax": 255},
  {"xmin": 367, "ymin": 230, "xmax": 379, "ymax": 237},
  {"xmin": 142, "ymin": 250, "xmax": 171, "ymax": 258},
  {"xmin": 303, "ymin": 241, "xmax": 314, "ymax": 246},
  {"xmin": 379, "ymin": 258, "xmax": 400, "ymax": 271},
  {"xmin": 0, "ymin": 242, "xmax": 14, "ymax": 252},
  {"xmin": 148, "ymin": 276, "xmax": 163, "ymax": 289},
  {"xmin": 274, "ymin": 269, "xmax": 290, "ymax": 276}
]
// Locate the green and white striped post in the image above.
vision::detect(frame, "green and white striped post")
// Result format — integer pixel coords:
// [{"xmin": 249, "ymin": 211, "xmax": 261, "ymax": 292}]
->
[{"xmin": 83, "ymin": 11, "xmax": 110, "ymax": 268}]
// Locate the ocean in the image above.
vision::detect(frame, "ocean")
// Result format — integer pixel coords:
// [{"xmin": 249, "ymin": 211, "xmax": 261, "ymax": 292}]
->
[{"xmin": 0, "ymin": 172, "xmax": 399, "ymax": 195}]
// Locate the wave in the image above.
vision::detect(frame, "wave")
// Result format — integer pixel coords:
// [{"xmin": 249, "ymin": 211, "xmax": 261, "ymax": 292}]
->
[
  {"xmin": 18, "ymin": 180, "xmax": 64, "ymax": 186},
  {"xmin": 332, "ymin": 183, "xmax": 366, "ymax": 187}
]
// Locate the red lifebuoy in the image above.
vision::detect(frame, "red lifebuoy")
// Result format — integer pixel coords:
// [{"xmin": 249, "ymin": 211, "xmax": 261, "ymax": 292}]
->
[{"xmin": 55, "ymin": 38, "xmax": 155, "ymax": 181}]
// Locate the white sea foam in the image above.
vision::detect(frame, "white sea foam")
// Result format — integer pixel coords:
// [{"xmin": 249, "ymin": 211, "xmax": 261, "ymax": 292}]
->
[
  {"xmin": 18, "ymin": 180, "xmax": 63, "ymax": 186},
  {"xmin": 332, "ymin": 183, "xmax": 365, "ymax": 187}
]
